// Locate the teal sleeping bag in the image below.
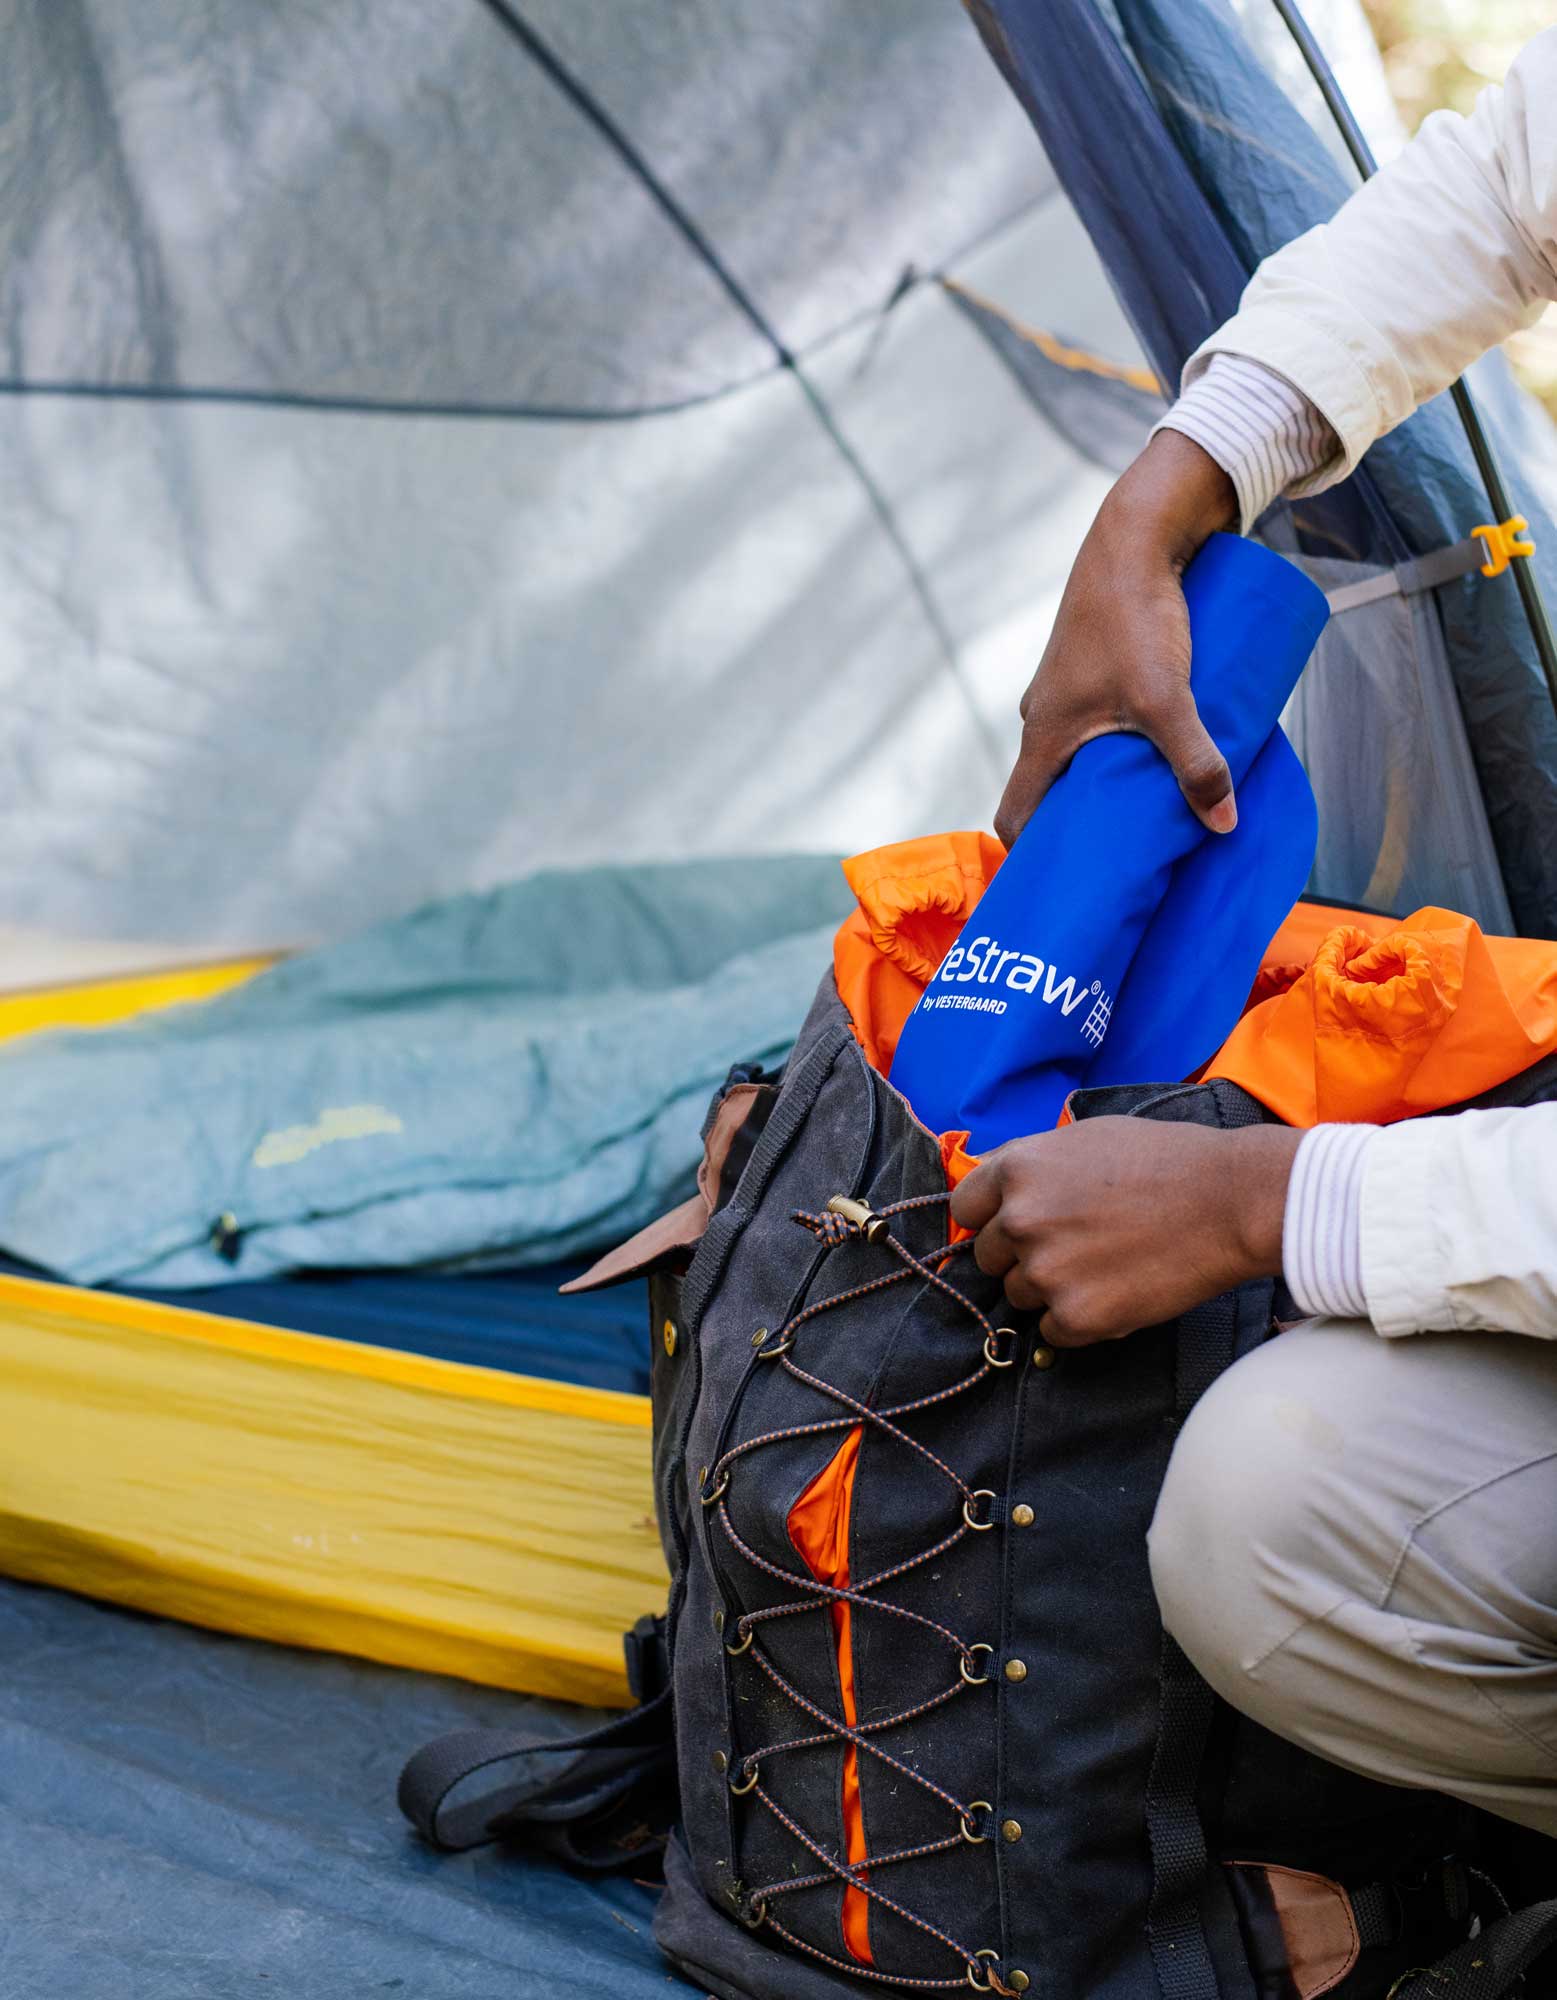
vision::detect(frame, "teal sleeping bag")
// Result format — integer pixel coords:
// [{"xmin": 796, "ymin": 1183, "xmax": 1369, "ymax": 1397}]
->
[{"xmin": 0, "ymin": 857, "xmax": 851, "ymax": 1287}]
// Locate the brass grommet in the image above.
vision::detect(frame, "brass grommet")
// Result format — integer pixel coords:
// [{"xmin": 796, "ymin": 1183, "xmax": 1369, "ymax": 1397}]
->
[
  {"xmin": 662, "ymin": 1317, "xmax": 678, "ymax": 1357},
  {"xmin": 713, "ymin": 1608, "xmax": 725, "ymax": 1635},
  {"xmin": 968, "ymin": 1948, "xmax": 999, "ymax": 1990},
  {"xmin": 729, "ymin": 1762, "xmax": 760, "ymax": 1797},
  {"xmin": 959, "ymin": 1643, "xmax": 994, "ymax": 1687},
  {"xmin": 962, "ymin": 1489, "xmax": 997, "ymax": 1532},
  {"xmin": 752, "ymin": 1327, "xmax": 794, "ymax": 1360},
  {"xmin": 1010, "ymin": 1503, "xmax": 1035, "ymax": 1528},
  {"xmin": 740, "ymin": 1894, "xmax": 768, "ymax": 1931},
  {"xmin": 750, "ymin": 1326, "xmax": 770, "ymax": 1348},
  {"xmin": 959, "ymin": 1800, "xmax": 992, "ymax": 1844},
  {"xmin": 1009, "ymin": 1973, "xmax": 1030, "ymax": 1994},
  {"xmin": 1030, "ymin": 1344, "xmax": 1056, "ymax": 1370},
  {"xmin": 712, "ymin": 1749, "xmax": 729, "ymax": 1774},
  {"xmin": 700, "ymin": 1467, "xmax": 730, "ymax": 1506},
  {"xmin": 1001, "ymin": 1818, "xmax": 1023, "ymax": 1844},
  {"xmin": 1004, "ymin": 1658, "xmax": 1028, "ymax": 1684},
  {"xmin": 725, "ymin": 1625, "xmax": 754, "ymax": 1657}
]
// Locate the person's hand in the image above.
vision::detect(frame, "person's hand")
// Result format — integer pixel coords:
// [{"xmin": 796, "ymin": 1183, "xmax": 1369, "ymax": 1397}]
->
[
  {"xmin": 995, "ymin": 430, "xmax": 1241, "ymax": 849},
  {"xmin": 948, "ymin": 1116, "xmax": 1301, "ymax": 1346}
]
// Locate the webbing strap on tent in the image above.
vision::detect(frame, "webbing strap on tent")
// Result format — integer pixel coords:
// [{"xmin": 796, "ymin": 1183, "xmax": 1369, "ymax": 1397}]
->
[{"xmin": 1325, "ymin": 528, "xmax": 1534, "ymax": 616}]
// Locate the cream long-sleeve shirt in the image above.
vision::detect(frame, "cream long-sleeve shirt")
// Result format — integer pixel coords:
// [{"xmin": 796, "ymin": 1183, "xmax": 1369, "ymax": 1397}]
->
[
  {"xmin": 1180, "ymin": 26, "xmax": 1557, "ymax": 523},
  {"xmin": 1157, "ymin": 29, "xmax": 1557, "ymax": 1339}
]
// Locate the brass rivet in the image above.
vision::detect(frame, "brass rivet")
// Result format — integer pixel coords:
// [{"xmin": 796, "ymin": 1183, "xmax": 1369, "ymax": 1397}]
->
[
  {"xmin": 1011, "ymin": 1503, "xmax": 1035, "ymax": 1528},
  {"xmin": 750, "ymin": 1326, "xmax": 769, "ymax": 1348},
  {"xmin": 712, "ymin": 1750, "xmax": 729, "ymax": 1774},
  {"xmin": 662, "ymin": 1317, "xmax": 678, "ymax": 1357},
  {"xmin": 1031, "ymin": 1345, "xmax": 1056, "ymax": 1370},
  {"xmin": 1004, "ymin": 1658, "xmax": 1028, "ymax": 1684},
  {"xmin": 1009, "ymin": 1973, "xmax": 1030, "ymax": 1994},
  {"xmin": 713, "ymin": 1608, "xmax": 725, "ymax": 1635},
  {"xmin": 1001, "ymin": 1818, "xmax": 1023, "ymax": 1843}
]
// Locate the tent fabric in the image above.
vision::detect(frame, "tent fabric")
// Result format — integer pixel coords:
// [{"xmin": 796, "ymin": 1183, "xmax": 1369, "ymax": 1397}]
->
[
  {"xmin": 0, "ymin": 0, "xmax": 1155, "ymax": 988},
  {"xmin": 1280, "ymin": 553, "xmax": 1513, "ymax": 930},
  {"xmin": 972, "ymin": 0, "xmax": 1557, "ymax": 939},
  {"xmin": 0, "ymin": 0, "xmax": 1539, "ymax": 983},
  {"xmin": 0, "ymin": 1574, "xmax": 684, "ymax": 2000},
  {"xmin": 943, "ymin": 281, "xmax": 1165, "ymax": 474},
  {"xmin": 0, "ymin": 855, "xmax": 852, "ymax": 1287}
]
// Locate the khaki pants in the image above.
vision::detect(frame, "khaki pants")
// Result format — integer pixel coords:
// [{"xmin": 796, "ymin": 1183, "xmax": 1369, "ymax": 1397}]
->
[{"xmin": 1148, "ymin": 1317, "xmax": 1557, "ymax": 1838}]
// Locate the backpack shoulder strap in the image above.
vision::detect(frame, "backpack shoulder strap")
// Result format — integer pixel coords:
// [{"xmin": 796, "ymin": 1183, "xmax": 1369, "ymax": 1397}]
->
[
  {"xmin": 397, "ymin": 1684, "xmax": 675, "ymax": 1867},
  {"xmin": 1391, "ymin": 1895, "xmax": 1557, "ymax": 1998}
]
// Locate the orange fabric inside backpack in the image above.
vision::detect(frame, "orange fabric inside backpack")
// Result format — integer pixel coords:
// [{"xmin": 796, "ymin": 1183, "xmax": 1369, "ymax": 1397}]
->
[
  {"xmin": 1206, "ymin": 906, "xmax": 1557, "ymax": 1122},
  {"xmin": 788, "ymin": 1426, "xmax": 870, "ymax": 1962}
]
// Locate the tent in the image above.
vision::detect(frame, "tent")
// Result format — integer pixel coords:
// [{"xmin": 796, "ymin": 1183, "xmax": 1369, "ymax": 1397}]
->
[{"xmin": 1, "ymin": 2, "xmax": 1554, "ymax": 1995}]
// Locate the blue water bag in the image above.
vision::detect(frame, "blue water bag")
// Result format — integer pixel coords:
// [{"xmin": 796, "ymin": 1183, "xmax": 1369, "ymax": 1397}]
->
[{"xmin": 888, "ymin": 533, "xmax": 1328, "ymax": 1148}]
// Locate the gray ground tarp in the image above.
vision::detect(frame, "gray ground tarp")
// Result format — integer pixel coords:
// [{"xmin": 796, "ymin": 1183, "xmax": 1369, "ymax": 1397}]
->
[{"xmin": 0, "ymin": 1575, "xmax": 681, "ymax": 2000}]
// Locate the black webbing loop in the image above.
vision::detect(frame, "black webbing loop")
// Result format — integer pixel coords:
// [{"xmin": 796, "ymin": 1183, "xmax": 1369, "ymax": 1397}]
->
[
  {"xmin": 397, "ymin": 1686, "xmax": 674, "ymax": 1862},
  {"xmin": 1391, "ymin": 1896, "xmax": 1557, "ymax": 1998}
]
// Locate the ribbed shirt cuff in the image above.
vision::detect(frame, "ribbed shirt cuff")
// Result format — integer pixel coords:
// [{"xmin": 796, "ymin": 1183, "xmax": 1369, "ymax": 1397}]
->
[
  {"xmin": 1153, "ymin": 352, "xmax": 1340, "ymax": 534},
  {"xmin": 1282, "ymin": 1123, "xmax": 1379, "ymax": 1322}
]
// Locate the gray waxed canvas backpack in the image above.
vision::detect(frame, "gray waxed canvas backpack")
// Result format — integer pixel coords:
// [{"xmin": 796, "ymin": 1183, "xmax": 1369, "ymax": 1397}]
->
[{"xmin": 401, "ymin": 969, "xmax": 1557, "ymax": 1999}]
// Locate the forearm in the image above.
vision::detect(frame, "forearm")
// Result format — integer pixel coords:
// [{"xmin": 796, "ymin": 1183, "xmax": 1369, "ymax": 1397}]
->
[{"xmin": 1092, "ymin": 425, "xmax": 1238, "ymax": 559}]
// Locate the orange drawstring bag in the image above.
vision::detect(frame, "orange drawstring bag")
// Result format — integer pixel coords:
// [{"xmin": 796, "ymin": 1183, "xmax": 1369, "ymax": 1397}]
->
[{"xmin": 1205, "ymin": 907, "xmax": 1557, "ymax": 1125}]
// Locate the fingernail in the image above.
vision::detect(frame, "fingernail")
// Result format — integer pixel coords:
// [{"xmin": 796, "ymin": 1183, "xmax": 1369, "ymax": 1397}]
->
[{"xmin": 1208, "ymin": 797, "xmax": 1238, "ymax": 834}]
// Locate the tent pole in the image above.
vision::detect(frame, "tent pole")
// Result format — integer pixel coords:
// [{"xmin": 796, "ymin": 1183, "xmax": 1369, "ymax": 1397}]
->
[{"xmin": 1268, "ymin": 0, "xmax": 1557, "ymax": 717}]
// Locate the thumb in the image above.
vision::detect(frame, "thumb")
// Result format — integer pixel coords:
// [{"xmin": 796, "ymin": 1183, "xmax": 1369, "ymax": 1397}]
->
[{"xmin": 1149, "ymin": 689, "xmax": 1236, "ymax": 834}]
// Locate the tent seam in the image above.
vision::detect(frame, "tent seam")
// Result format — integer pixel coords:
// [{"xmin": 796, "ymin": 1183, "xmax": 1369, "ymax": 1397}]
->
[{"xmin": 472, "ymin": 0, "xmax": 1003, "ymax": 774}]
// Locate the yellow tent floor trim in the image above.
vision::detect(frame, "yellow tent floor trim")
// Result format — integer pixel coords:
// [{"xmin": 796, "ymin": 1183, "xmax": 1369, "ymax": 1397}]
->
[{"xmin": 0, "ymin": 1273, "xmax": 665, "ymax": 1707}]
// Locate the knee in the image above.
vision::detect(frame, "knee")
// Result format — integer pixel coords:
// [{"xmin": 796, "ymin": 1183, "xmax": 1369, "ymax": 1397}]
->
[{"xmin": 1147, "ymin": 1331, "xmax": 1357, "ymax": 1692}]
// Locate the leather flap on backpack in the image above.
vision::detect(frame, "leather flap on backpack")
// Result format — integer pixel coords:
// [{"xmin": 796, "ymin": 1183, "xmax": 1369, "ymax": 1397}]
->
[
  {"xmin": 561, "ymin": 1081, "xmax": 775, "ymax": 1294},
  {"xmin": 1225, "ymin": 1861, "xmax": 1361, "ymax": 1998},
  {"xmin": 559, "ymin": 1193, "xmax": 710, "ymax": 1294}
]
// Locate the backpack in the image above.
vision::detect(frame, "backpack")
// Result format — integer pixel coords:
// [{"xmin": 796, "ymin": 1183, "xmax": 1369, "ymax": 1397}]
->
[{"xmin": 400, "ymin": 971, "xmax": 1557, "ymax": 1998}]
